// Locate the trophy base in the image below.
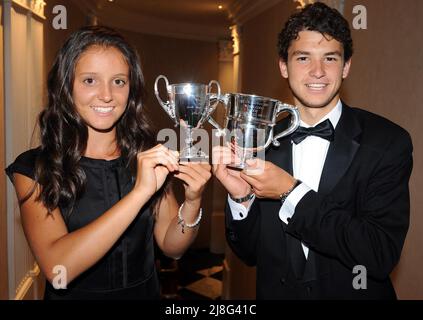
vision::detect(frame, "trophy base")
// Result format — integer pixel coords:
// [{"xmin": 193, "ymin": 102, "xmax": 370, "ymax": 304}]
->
[
  {"xmin": 180, "ymin": 155, "xmax": 209, "ymax": 163},
  {"xmin": 179, "ymin": 148, "xmax": 209, "ymax": 163},
  {"xmin": 227, "ymin": 161, "xmax": 265, "ymax": 175},
  {"xmin": 227, "ymin": 163, "xmax": 246, "ymax": 170}
]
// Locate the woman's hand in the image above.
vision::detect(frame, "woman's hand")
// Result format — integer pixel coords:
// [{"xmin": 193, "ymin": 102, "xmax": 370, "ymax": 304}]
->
[
  {"xmin": 174, "ymin": 162, "xmax": 212, "ymax": 205},
  {"xmin": 134, "ymin": 144, "xmax": 179, "ymax": 197}
]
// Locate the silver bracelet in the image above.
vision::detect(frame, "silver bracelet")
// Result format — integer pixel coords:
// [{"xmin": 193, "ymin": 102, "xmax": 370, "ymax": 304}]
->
[
  {"xmin": 177, "ymin": 203, "xmax": 202, "ymax": 233},
  {"xmin": 280, "ymin": 179, "xmax": 302, "ymax": 203},
  {"xmin": 229, "ymin": 192, "xmax": 254, "ymax": 203},
  {"xmin": 229, "ymin": 187, "xmax": 254, "ymax": 203}
]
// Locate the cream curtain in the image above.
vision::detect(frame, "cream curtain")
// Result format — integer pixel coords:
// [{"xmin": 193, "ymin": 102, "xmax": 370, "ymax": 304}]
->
[{"xmin": 4, "ymin": 0, "xmax": 45, "ymax": 300}]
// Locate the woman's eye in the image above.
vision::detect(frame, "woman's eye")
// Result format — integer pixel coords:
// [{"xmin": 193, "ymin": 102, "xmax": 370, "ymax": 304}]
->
[
  {"xmin": 114, "ymin": 79, "xmax": 127, "ymax": 87},
  {"xmin": 83, "ymin": 78, "xmax": 95, "ymax": 85}
]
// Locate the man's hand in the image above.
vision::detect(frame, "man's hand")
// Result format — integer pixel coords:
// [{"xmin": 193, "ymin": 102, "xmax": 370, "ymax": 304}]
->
[
  {"xmin": 212, "ymin": 146, "xmax": 251, "ymax": 199},
  {"xmin": 240, "ymin": 159, "xmax": 296, "ymax": 200}
]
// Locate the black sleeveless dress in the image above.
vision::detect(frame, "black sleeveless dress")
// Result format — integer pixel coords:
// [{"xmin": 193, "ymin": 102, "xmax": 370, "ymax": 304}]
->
[{"xmin": 5, "ymin": 148, "xmax": 160, "ymax": 300}]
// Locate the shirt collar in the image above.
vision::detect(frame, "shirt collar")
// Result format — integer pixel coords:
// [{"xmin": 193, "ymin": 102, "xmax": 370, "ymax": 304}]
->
[{"xmin": 299, "ymin": 99, "xmax": 342, "ymax": 129}]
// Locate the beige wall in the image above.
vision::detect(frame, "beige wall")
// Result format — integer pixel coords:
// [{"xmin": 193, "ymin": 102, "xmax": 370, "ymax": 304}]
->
[
  {"xmin": 342, "ymin": 0, "xmax": 423, "ymax": 300},
  {"xmin": 0, "ymin": 2, "xmax": 8, "ymax": 300},
  {"xmin": 241, "ymin": 0, "xmax": 297, "ymax": 102},
  {"xmin": 239, "ymin": 0, "xmax": 423, "ymax": 299},
  {"xmin": 5, "ymin": 3, "xmax": 46, "ymax": 300}
]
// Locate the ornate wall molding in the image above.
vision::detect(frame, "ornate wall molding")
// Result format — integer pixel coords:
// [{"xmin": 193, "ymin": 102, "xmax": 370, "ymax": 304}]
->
[
  {"xmin": 12, "ymin": 0, "xmax": 46, "ymax": 19},
  {"xmin": 219, "ymin": 40, "xmax": 234, "ymax": 62},
  {"xmin": 230, "ymin": 25, "xmax": 241, "ymax": 56},
  {"xmin": 14, "ymin": 263, "xmax": 39, "ymax": 300}
]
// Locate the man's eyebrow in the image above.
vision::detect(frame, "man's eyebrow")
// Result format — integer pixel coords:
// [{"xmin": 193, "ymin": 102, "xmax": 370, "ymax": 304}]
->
[
  {"xmin": 291, "ymin": 51, "xmax": 343, "ymax": 57},
  {"xmin": 324, "ymin": 51, "xmax": 343, "ymax": 57},
  {"xmin": 292, "ymin": 51, "xmax": 310, "ymax": 56}
]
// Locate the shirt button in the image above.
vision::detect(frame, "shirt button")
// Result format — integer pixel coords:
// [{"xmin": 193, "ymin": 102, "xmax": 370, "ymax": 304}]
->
[
  {"xmin": 239, "ymin": 212, "xmax": 244, "ymax": 218},
  {"xmin": 229, "ymin": 231, "xmax": 237, "ymax": 242}
]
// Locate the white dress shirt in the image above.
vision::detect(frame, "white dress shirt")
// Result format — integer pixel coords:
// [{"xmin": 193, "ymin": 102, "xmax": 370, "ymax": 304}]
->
[{"xmin": 228, "ymin": 100, "xmax": 343, "ymax": 259}]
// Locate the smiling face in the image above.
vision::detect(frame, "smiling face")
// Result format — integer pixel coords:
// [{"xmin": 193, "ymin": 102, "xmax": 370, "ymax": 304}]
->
[
  {"xmin": 72, "ymin": 45, "xmax": 130, "ymax": 135},
  {"xmin": 279, "ymin": 30, "xmax": 351, "ymax": 115}
]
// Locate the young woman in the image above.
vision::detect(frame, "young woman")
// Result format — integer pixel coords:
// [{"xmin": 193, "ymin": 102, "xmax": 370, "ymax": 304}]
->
[{"xmin": 5, "ymin": 26, "xmax": 211, "ymax": 300}]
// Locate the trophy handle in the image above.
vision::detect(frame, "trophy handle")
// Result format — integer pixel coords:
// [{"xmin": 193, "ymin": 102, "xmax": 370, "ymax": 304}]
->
[
  {"xmin": 207, "ymin": 81, "xmax": 225, "ymax": 137},
  {"xmin": 208, "ymin": 80, "xmax": 221, "ymax": 110},
  {"xmin": 270, "ymin": 103, "xmax": 300, "ymax": 147},
  {"xmin": 154, "ymin": 75, "xmax": 177, "ymax": 123},
  {"xmin": 208, "ymin": 116, "xmax": 225, "ymax": 137}
]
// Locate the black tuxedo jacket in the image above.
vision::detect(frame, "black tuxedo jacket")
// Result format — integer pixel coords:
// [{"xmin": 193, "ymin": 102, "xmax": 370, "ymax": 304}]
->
[{"xmin": 225, "ymin": 103, "xmax": 413, "ymax": 299}]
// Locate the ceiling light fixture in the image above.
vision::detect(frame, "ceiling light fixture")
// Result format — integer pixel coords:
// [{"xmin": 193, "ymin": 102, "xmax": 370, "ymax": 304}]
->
[{"xmin": 218, "ymin": 5, "xmax": 223, "ymax": 10}]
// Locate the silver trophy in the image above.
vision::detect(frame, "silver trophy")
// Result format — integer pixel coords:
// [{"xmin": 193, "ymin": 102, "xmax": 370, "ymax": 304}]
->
[
  {"xmin": 154, "ymin": 75, "xmax": 221, "ymax": 161},
  {"xmin": 209, "ymin": 93, "xmax": 300, "ymax": 169}
]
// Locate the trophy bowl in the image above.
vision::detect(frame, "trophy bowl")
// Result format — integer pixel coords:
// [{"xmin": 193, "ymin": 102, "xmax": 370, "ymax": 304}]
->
[
  {"xmin": 154, "ymin": 75, "xmax": 220, "ymax": 161},
  {"xmin": 209, "ymin": 93, "xmax": 300, "ymax": 169}
]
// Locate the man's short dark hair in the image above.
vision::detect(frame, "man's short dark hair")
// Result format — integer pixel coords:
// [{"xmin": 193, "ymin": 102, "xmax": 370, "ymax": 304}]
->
[{"xmin": 277, "ymin": 2, "xmax": 353, "ymax": 62}]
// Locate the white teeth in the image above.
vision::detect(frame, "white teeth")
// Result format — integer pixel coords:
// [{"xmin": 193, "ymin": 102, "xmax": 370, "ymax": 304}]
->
[
  {"xmin": 306, "ymin": 84, "xmax": 327, "ymax": 88},
  {"xmin": 92, "ymin": 106, "xmax": 114, "ymax": 113}
]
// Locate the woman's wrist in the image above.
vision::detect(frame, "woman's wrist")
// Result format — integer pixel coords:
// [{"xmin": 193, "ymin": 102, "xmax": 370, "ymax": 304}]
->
[
  {"xmin": 178, "ymin": 202, "xmax": 202, "ymax": 233},
  {"xmin": 183, "ymin": 198, "xmax": 201, "ymax": 212},
  {"xmin": 180, "ymin": 199, "xmax": 202, "ymax": 225},
  {"xmin": 131, "ymin": 186, "xmax": 154, "ymax": 203}
]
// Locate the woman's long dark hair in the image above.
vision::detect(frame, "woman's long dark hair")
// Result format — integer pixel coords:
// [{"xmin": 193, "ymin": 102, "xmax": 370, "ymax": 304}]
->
[{"xmin": 35, "ymin": 26, "xmax": 156, "ymax": 213}]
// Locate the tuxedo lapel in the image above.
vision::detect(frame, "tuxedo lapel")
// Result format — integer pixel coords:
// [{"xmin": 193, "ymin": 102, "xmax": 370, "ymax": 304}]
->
[
  {"xmin": 268, "ymin": 135, "xmax": 305, "ymax": 278},
  {"xmin": 318, "ymin": 104, "xmax": 362, "ymax": 195},
  {"xmin": 302, "ymin": 249, "xmax": 317, "ymax": 282},
  {"xmin": 269, "ymin": 137, "xmax": 293, "ymax": 174}
]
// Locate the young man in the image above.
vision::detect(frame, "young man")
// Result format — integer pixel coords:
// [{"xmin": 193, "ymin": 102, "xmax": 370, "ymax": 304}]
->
[{"xmin": 213, "ymin": 3, "xmax": 413, "ymax": 299}]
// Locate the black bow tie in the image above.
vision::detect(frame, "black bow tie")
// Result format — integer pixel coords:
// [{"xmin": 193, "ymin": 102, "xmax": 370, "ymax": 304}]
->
[{"xmin": 291, "ymin": 119, "xmax": 335, "ymax": 144}]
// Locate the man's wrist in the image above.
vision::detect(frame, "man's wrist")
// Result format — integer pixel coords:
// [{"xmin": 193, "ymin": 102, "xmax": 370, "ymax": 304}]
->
[
  {"xmin": 279, "ymin": 179, "xmax": 302, "ymax": 203},
  {"xmin": 229, "ymin": 192, "xmax": 254, "ymax": 203}
]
